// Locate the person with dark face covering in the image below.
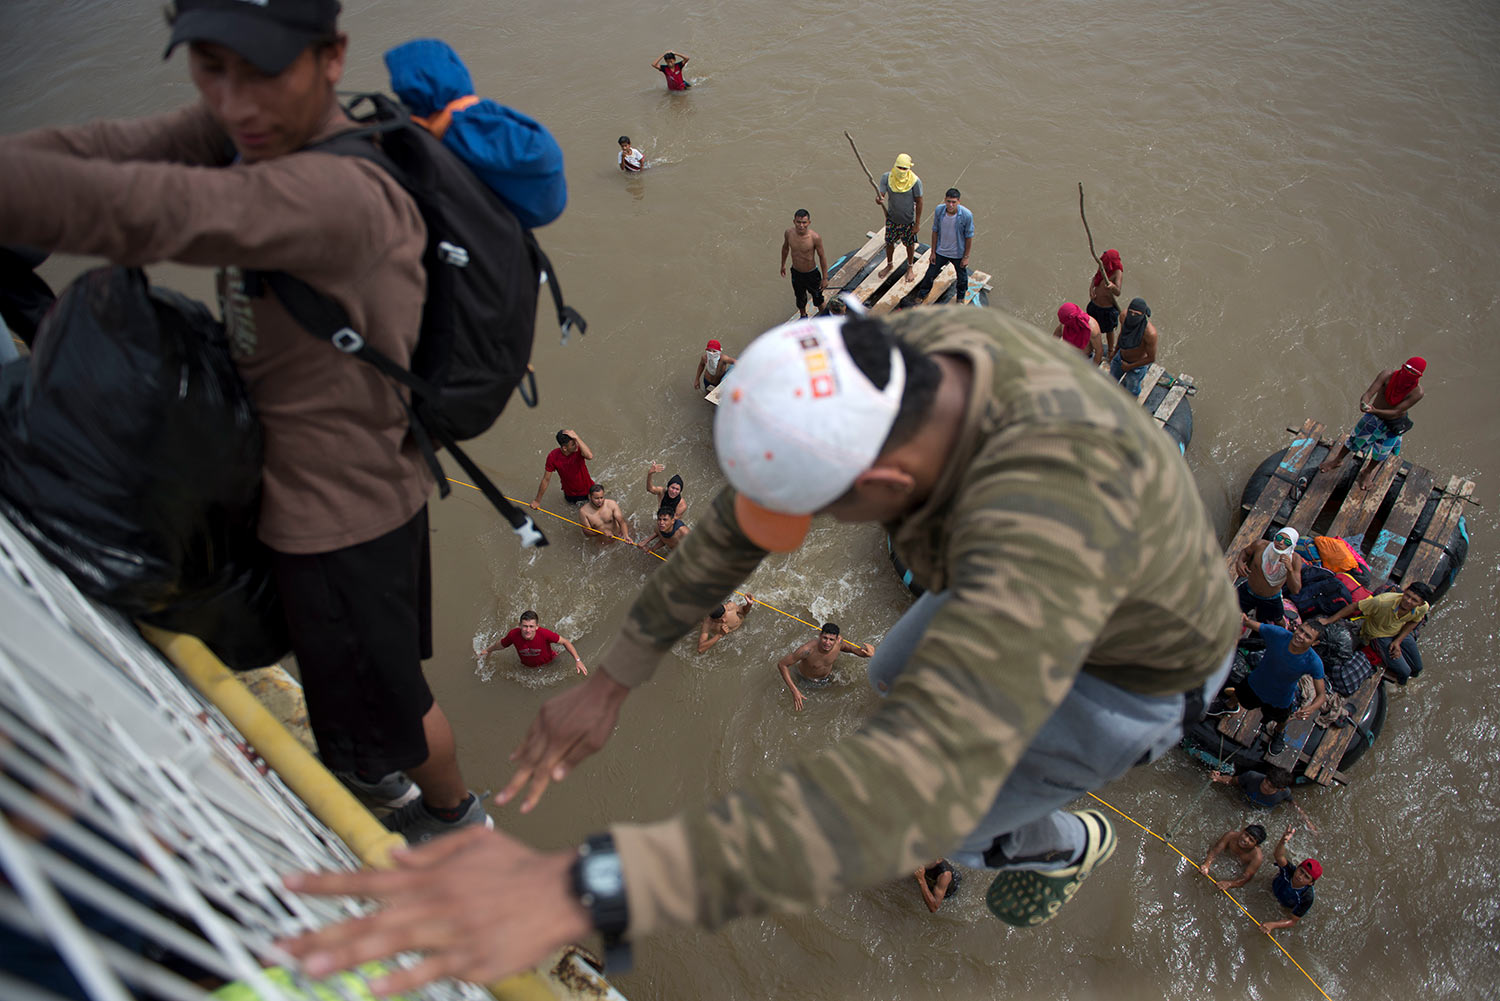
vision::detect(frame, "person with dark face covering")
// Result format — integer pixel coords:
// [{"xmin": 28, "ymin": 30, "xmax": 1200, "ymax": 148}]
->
[
  {"xmin": 1110, "ymin": 297, "xmax": 1157, "ymax": 397},
  {"xmin": 645, "ymin": 463, "xmax": 686, "ymax": 518}
]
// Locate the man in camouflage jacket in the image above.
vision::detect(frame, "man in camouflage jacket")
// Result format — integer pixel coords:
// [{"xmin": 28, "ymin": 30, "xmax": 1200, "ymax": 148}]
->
[{"xmin": 285, "ymin": 307, "xmax": 1240, "ymax": 988}]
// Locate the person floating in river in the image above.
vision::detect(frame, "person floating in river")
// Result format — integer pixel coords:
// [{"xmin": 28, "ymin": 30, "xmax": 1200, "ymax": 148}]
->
[
  {"xmin": 639, "ymin": 505, "xmax": 689, "ymax": 555},
  {"xmin": 578, "ymin": 484, "xmax": 632, "ymax": 544},
  {"xmin": 651, "ymin": 51, "xmax": 690, "ymax": 91},
  {"xmin": 481, "ymin": 611, "xmax": 587, "ymax": 676},
  {"xmin": 1260, "ymin": 826, "xmax": 1320, "ymax": 934},
  {"xmin": 617, "ymin": 136, "xmax": 644, "ymax": 172},
  {"xmin": 775, "ymin": 623, "xmax": 875, "ymax": 711},
  {"xmin": 695, "ymin": 338, "xmax": 736, "ymax": 392},
  {"xmin": 914, "ymin": 859, "xmax": 963, "ymax": 912},
  {"xmin": 645, "ymin": 463, "xmax": 686, "ymax": 519},
  {"xmin": 696, "ymin": 594, "xmax": 755, "ymax": 653},
  {"xmin": 1198, "ymin": 823, "xmax": 1266, "ymax": 891},
  {"xmin": 1318, "ymin": 357, "xmax": 1426, "ymax": 491}
]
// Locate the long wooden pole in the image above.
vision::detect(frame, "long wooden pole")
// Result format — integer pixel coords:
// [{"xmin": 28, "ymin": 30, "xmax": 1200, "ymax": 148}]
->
[
  {"xmin": 845, "ymin": 130, "xmax": 881, "ymax": 195},
  {"xmin": 1078, "ymin": 182, "xmax": 1107, "ymax": 281}
]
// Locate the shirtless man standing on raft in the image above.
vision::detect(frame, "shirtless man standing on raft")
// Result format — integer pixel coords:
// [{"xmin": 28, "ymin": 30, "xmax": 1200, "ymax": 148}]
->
[{"xmin": 780, "ymin": 209, "xmax": 828, "ymax": 318}]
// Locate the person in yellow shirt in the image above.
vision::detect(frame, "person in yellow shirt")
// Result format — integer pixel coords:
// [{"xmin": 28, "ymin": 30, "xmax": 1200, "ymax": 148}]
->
[{"xmin": 1319, "ymin": 581, "xmax": 1432, "ymax": 684}]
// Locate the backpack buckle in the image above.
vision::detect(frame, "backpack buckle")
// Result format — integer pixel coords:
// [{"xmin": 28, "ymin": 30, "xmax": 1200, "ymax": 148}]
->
[
  {"xmin": 437, "ymin": 241, "xmax": 470, "ymax": 268},
  {"xmin": 331, "ymin": 327, "xmax": 365, "ymax": 353}
]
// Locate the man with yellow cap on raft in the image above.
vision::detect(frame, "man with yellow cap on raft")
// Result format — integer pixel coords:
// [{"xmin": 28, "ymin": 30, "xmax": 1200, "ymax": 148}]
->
[{"xmin": 876, "ymin": 153, "xmax": 924, "ymax": 279}]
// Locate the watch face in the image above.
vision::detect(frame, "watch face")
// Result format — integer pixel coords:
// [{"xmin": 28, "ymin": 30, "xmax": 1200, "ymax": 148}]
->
[{"xmin": 583, "ymin": 853, "xmax": 624, "ymax": 897}]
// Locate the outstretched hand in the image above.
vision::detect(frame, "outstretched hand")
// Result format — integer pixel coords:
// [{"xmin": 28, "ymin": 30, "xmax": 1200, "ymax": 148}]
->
[
  {"xmin": 279, "ymin": 826, "xmax": 590, "ymax": 993},
  {"xmin": 497, "ymin": 670, "xmax": 631, "ymax": 812}
]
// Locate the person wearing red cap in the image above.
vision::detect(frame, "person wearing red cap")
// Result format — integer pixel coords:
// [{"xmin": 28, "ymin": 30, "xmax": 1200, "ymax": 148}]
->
[
  {"xmin": 0, "ymin": 0, "xmax": 497, "ymax": 844},
  {"xmin": 1318, "ymin": 357, "xmax": 1427, "ymax": 491},
  {"xmin": 1263, "ymin": 825, "xmax": 1320, "ymax": 932},
  {"xmin": 694, "ymin": 338, "xmax": 736, "ymax": 391},
  {"xmin": 1053, "ymin": 302, "xmax": 1103, "ymax": 363}
]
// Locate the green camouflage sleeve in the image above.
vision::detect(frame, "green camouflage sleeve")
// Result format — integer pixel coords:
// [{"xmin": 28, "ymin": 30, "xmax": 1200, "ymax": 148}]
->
[
  {"xmin": 599, "ymin": 488, "xmax": 769, "ymax": 687},
  {"xmin": 614, "ymin": 423, "xmax": 1145, "ymax": 934}
]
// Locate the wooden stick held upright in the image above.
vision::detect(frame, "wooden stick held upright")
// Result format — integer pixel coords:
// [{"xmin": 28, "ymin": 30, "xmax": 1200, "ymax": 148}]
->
[
  {"xmin": 845, "ymin": 131, "xmax": 881, "ymax": 195},
  {"xmin": 1078, "ymin": 182, "xmax": 1110, "ymax": 285}
]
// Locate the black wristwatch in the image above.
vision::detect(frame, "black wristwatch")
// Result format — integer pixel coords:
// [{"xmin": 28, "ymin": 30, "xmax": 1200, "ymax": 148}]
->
[{"xmin": 571, "ymin": 833, "xmax": 632, "ymax": 974}]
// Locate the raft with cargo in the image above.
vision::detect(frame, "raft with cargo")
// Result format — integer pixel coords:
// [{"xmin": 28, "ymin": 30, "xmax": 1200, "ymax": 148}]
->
[{"xmin": 1180, "ymin": 418, "xmax": 1476, "ymax": 787}]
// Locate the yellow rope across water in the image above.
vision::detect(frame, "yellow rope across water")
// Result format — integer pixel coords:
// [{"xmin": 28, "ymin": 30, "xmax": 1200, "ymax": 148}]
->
[
  {"xmin": 449, "ymin": 478, "xmax": 871, "ymax": 649},
  {"xmin": 1085, "ymin": 790, "xmax": 1335, "ymax": 1001}
]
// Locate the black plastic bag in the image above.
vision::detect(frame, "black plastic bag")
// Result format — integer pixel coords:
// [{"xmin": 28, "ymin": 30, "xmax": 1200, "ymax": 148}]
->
[{"xmin": 0, "ymin": 266, "xmax": 288, "ymax": 668}]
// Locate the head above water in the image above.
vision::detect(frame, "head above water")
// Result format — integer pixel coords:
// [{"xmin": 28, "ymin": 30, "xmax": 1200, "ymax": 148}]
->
[
  {"xmin": 818, "ymin": 623, "xmax": 841, "ymax": 651},
  {"xmin": 618, "ymin": 135, "xmax": 631, "ymax": 146},
  {"xmin": 1243, "ymin": 824, "xmax": 1268, "ymax": 846},
  {"xmin": 1267, "ymin": 768, "xmax": 1295, "ymax": 790},
  {"xmin": 519, "ymin": 610, "xmax": 539, "ymax": 639},
  {"xmin": 665, "ymin": 474, "xmax": 684, "ymax": 499},
  {"xmin": 714, "ymin": 315, "xmax": 942, "ymax": 551},
  {"xmin": 656, "ymin": 506, "xmax": 677, "ymax": 527},
  {"xmin": 588, "ymin": 483, "xmax": 605, "ymax": 506}
]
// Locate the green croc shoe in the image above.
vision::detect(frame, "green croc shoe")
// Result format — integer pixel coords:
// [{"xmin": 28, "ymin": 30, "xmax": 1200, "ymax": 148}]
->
[{"xmin": 985, "ymin": 808, "xmax": 1117, "ymax": 927}]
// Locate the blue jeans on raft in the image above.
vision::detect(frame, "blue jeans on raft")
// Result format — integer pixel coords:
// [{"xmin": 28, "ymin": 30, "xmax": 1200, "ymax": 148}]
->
[
  {"xmin": 868, "ymin": 591, "xmax": 1233, "ymax": 872},
  {"xmin": 1372, "ymin": 634, "xmax": 1423, "ymax": 683},
  {"xmin": 1111, "ymin": 352, "xmax": 1147, "ymax": 397}
]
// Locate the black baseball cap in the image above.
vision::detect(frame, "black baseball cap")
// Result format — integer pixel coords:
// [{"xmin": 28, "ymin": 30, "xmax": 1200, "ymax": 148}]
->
[{"xmin": 164, "ymin": 0, "xmax": 342, "ymax": 75}]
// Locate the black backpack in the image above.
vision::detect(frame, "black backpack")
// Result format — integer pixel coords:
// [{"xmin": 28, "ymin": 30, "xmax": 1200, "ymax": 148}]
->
[{"xmin": 257, "ymin": 93, "xmax": 585, "ymax": 548}]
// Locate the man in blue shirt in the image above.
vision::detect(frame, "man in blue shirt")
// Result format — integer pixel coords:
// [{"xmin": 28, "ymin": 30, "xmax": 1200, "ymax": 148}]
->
[
  {"xmin": 1262, "ymin": 825, "xmax": 1321, "ymax": 933},
  {"xmin": 1217, "ymin": 616, "xmax": 1327, "ymax": 755},
  {"xmin": 899, "ymin": 188, "xmax": 974, "ymax": 308}
]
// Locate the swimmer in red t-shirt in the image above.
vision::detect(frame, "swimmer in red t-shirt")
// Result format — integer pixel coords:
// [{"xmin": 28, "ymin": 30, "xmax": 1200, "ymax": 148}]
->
[
  {"xmin": 480, "ymin": 611, "xmax": 587, "ymax": 674},
  {"xmin": 651, "ymin": 50, "xmax": 691, "ymax": 91}
]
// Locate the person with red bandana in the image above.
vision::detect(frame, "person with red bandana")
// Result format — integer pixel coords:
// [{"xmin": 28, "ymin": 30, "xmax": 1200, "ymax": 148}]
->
[
  {"xmin": 651, "ymin": 51, "xmax": 691, "ymax": 91},
  {"xmin": 1318, "ymin": 357, "xmax": 1427, "ymax": 491},
  {"xmin": 1087, "ymin": 248, "xmax": 1123, "ymax": 358},
  {"xmin": 1053, "ymin": 302, "xmax": 1103, "ymax": 363}
]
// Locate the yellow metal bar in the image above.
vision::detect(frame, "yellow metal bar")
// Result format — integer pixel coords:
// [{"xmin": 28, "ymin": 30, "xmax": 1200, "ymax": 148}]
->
[{"xmin": 140, "ymin": 625, "xmax": 563, "ymax": 1001}]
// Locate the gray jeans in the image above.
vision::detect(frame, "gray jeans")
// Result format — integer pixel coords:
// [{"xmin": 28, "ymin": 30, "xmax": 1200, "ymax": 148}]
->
[{"xmin": 869, "ymin": 591, "xmax": 1233, "ymax": 871}]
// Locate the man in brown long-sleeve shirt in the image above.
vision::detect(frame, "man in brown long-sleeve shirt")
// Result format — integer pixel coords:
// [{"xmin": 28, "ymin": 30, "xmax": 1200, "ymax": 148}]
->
[{"xmin": 0, "ymin": 0, "xmax": 488, "ymax": 843}]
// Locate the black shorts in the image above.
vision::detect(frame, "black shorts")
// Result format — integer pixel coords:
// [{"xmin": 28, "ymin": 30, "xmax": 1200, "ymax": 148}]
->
[
  {"xmin": 564, "ymin": 492, "xmax": 590, "ymax": 505},
  {"xmin": 790, "ymin": 267, "xmax": 825, "ymax": 310},
  {"xmin": 1237, "ymin": 580, "xmax": 1286, "ymax": 624},
  {"xmin": 273, "ymin": 506, "xmax": 434, "ymax": 775},
  {"xmin": 1232, "ymin": 681, "xmax": 1293, "ymax": 727},
  {"xmin": 1086, "ymin": 300, "xmax": 1119, "ymax": 334}
]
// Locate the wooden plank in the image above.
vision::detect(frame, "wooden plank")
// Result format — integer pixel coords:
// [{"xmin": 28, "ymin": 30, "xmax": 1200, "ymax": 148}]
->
[
  {"xmin": 849, "ymin": 242, "xmax": 922, "ymax": 308},
  {"xmin": 959, "ymin": 271, "xmax": 993, "ymax": 306},
  {"xmin": 1303, "ymin": 671, "xmax": 1381, "ymax": 786},
  {"xmin": 1402, "ymin": 476, "xmax": 1476, "ymax": 585},
  {"xmin": 1228, "ymin": 419, "xmax": 1324, "ymax": 555},
  {"xmin": 1152, "ymin": 373, "xmax": 1194, "ymax": 425},
  {"xmin": 1326, "ymin": 453, "xmax": 1403, "ymax": 539},
  {"xmin": 1362, "ymin": 465, "xmax": 1435, "ymax": 582},
  {"xmin": 1263, "ymin": 714, "xmax": 1317, "ymax": 772},
  {"xmin": 1283, "ymin": 451, "xmax": 1344, "ymax": 537},
  {"xmin": 869, "ymin": 246, "xmax": 936, "ymax": 312},
  {"xmin": 824, "ymin": 229, "xmax": 887, "ymax": 290},
  {"xmin": 1131, "ymin": 362, "xmax": 1165, "ymax": 402}
]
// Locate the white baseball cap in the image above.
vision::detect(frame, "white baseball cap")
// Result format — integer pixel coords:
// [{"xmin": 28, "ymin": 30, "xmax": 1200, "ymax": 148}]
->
[{"xmin": 714, "ymin": 316, "xmax": 905, "ymax": 551}]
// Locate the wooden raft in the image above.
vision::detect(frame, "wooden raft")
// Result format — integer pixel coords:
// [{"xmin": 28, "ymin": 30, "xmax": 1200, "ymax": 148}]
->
[{"xmin": 1217, "ymin": 419, "xmax": 1477, "ymax": 787}]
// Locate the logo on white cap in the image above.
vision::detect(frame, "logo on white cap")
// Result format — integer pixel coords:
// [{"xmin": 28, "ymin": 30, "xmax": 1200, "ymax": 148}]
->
[{"xmin": 714, "ymin": 316, "xmax": 905, "ymax": 516}]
